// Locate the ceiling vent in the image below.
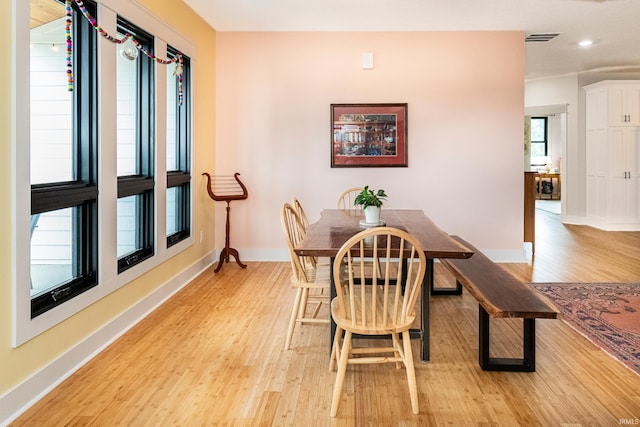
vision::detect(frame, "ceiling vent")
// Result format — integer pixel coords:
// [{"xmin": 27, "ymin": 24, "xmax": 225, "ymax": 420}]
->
[{"xmin": 525, "ymin": 33, "xmax": 561, "ymax": 42}]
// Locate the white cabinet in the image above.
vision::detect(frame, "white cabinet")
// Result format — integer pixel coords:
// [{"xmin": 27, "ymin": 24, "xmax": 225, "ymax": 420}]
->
[
  {"xmin": 608, "ymin": 85, "xmax": 640, "ymax": 126},
  {"xmin": 585, "ymin": 81, "xmax": 640, "ymax": 231},
  {"xmin": 586, "ymin": 81, "xmax": 640, "ymax": 128}
]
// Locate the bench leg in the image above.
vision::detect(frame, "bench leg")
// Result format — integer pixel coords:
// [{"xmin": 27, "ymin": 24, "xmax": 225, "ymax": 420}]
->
[{"xmin": 478, "ymin": 306, "xmax": 536, "ymax": 372}]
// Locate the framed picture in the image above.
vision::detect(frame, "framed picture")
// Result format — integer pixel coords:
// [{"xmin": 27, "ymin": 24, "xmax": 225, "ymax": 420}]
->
[{"xmin": 331, "ymin": 103, "xmax": 408, "ymax": 168}]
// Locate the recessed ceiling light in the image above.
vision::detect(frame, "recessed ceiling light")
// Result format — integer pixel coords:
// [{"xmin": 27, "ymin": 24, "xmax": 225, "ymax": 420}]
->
[{"xmin": 579, "ymin": 40, "xmax": 593, "ymax": 47}]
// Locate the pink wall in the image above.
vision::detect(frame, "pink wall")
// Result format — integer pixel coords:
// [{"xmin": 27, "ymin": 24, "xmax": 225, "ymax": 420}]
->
[{"xmin": 215, "ymin": 31, "xmax": 525, "ymax": 261}]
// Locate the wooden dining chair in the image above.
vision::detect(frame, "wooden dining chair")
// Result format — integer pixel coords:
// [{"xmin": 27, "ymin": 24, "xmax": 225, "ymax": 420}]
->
[
  {"xmin": 329, "ymin": 226, "xmax": 426, "ymax": 417},
  {"xmin": 280, "ymin": 203, "xmax": 330, "ymax": 350},
  {"xmin": 336, "ymin": 187, "xmax": 364, "ymax": 214}
]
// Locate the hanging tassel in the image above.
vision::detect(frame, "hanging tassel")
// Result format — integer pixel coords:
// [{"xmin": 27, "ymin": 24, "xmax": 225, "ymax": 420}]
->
[
  {"xmin": 174, "ymin": 54, "xmax": 184, "ymax": 106},
  {"xmin": 65, "ymin": 0, "xmax": 73, "ymax": 91}
]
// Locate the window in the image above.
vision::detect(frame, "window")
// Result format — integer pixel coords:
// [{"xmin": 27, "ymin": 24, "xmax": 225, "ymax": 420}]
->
[
  {"xmin": 166, "ymin": 49, "xmax": 191, "ymax": 247},
  {"xmin": 29, "ymin": 0, "xmax": 99, "ymax": 318},
  {"xmin": 530, "ymin": 117, "xmax": 548, "ymax": 166},
  {"xmin": 18, "ymin": 0, "xmax": 196, "ymax": 343},
  {"xmin": 116, "ymin": 18, "xmax": 155, "ymax": 273}
]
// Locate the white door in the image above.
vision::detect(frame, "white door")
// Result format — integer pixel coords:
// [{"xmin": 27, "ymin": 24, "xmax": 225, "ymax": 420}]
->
[
  {"xmin": 608, "ymin": 127, "xmax": 640, "ymax": 223},
  {"xmin": 626, "ymin": 128, "xmax": 640, "ymax": 222}
]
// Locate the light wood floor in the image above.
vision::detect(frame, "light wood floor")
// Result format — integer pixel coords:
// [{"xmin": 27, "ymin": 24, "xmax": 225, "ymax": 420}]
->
[{"xmin": 11, "ymin": 209, "xmax": 640, "ymax": 426}]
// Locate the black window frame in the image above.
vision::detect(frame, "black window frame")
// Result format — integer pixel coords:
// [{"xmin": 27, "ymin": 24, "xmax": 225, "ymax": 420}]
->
[
  {"xmin": 166, "ymin": 48, "xmax": 191, "ymax": 247},
  {"xmin": 116, "ymin": 18, "xmax": 155, "ymax": 273},
  {"xmin": 30, "ymin": 0, "xmax": 99, "ymax": 318},
  {"xmin": 530, "ymin": 116, "xmax": 548, "ymax": 166}
]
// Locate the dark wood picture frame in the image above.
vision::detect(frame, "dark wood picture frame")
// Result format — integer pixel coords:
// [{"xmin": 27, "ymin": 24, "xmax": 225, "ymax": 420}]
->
[{"xmin": 331, "ymin": 103, "xmax": 408, "ymax": 168}]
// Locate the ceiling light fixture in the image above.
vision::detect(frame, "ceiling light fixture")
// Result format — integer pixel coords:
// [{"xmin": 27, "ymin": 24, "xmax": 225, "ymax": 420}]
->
[{"xmin": 579, "ymin": 40, "xmax": 593, "ymax": 47}]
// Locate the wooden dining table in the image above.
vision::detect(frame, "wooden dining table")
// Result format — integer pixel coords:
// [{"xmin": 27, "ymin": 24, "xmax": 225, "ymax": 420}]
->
[{"xmin": 294, "ymin": 209, "xmax": 474, "ymax": 362}]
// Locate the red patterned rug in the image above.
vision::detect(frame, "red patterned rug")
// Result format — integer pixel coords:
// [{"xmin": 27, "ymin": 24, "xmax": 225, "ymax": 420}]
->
[{"xmin": 531, "ymin": 282, "xmax": 640, "ymax": 376}]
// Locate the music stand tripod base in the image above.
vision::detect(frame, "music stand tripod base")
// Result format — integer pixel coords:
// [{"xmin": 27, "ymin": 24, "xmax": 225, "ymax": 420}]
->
[
  {"xmin": 215, "ymin": 248, "xmax": 247, "ymax": 272},
  {"xmin": 214, "ymin": 202, "xmax": 248, "ymax": 272}
]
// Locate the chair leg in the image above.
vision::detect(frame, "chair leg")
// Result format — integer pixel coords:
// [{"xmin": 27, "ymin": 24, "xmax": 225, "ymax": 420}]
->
[
  {"xmin": 330, "ymin": 330, "xmax": 352, "ymax": 418},
  {"xmin": 329, "ymin": 326, "xmax": 342, "ymax": 372},
  {"xmin": 298, "ymin": 287, "xmax": 309, "ymax": 318},
  {"xmin": 391, "ymin": 333, "xmax": 402, "ymax": 369},
  {"xmin": 284, "ymin": 287, "xmax": 303, "ymax": 350},
  {"xmin": 402, "ymin": 330, "xmax": 419, "ymax": 414}
]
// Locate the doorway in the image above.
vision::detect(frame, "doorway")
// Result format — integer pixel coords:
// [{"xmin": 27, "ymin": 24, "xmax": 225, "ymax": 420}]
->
[{"xmin": 525, "ymin": 104, "xmax": 569, "ymax": 218}]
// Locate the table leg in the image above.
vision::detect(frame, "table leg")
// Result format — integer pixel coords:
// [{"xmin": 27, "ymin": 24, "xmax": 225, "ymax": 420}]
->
[{"xmin": 420, "ymin": 259, "xmax": 433, "ymax": 362}]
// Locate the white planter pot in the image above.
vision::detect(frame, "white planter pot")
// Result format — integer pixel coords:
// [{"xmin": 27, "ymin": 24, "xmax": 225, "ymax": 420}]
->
[{"xmin": 364, "ymin": 206, "xmax": 381, "ymax": 224}]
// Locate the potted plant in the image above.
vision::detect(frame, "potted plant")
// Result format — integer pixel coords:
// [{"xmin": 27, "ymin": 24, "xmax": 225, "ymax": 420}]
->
[{"xmin": 354, "ymin": 185, "xmax": 387, "ymax": 224}]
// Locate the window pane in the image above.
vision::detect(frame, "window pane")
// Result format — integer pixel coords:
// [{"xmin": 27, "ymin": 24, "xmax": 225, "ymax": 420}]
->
[
  {"xmin": 166, "ymin": 60, "xmax": 178, "ymax": 171},
  {"xmin": 530, "ymin": 118, "xmax": 545, "ymax": 142},
  {"xmin": 30, "ymin": 5, "xmax": 73, "ymax": 185},
  {"xmin": 531, "ymin": 143, "xmax": 546, "ymax": 159},
  {"xmin": 30, "ymin": 209, "xmax": 75, "ymax": 297},
  {"xmin": 167, "ymin": 186, "xmax": 179, "ymax": 235},
  {"xmin": 117, "ymin": 36, "xmax": 139, "ymax": 176},
  {"xmin": 117, "ymin": 195, "xmax": 142, "ymax": 257}
]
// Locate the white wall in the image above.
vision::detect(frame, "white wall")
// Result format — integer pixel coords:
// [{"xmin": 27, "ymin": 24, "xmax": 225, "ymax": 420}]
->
[
  {"xmin": 547, "ymin": 114, "xmax": 563, "ymax": 171},
  {"xmin": 216, "ymin": 31, "xmax": 526, "ymax": 261}
]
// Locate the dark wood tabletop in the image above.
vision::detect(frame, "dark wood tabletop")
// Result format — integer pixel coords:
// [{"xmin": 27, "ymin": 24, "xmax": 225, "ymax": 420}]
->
[
  {"xmin": 293, "ymin": 208, "xmax": 474, "ymax": 362},
  {"xmin": 294, "ymin": 209, "xmax": 474, "ymax": 260}
]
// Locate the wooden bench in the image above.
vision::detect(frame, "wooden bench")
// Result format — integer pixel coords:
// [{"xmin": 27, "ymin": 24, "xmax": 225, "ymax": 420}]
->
[{"xmin": 437, "ymin": 236, "xmax": 561, "ymax": 372}]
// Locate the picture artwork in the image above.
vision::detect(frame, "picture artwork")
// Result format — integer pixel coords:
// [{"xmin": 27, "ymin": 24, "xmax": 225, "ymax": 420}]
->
[{"xmin": 331, "ymin": 103, "xmax": 407, "ymax": 168}]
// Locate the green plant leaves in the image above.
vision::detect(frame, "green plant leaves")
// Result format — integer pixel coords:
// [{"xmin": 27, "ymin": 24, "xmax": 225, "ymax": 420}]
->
[{"xmin": 353, "ymin": 185, "xmax": 387, "ymax": 208}]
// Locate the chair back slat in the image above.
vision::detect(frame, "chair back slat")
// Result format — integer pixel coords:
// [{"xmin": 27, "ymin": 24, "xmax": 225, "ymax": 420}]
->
[
  {"xmin": 280, "ymin": 203, "xmax": 315, "ymax": 282},
  {"xmin": 332, "ymin": 227, "xmax": 426, "ymax": 332},
  {"xmin": 291, "ymin": 197, "xmax": 310, "ymax": 231}
]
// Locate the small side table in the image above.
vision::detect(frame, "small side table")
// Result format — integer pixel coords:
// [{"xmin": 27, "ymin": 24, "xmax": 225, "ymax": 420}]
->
[{"xmin": 535, "ymin": 172, "xmax": 561, "ymax": 200}]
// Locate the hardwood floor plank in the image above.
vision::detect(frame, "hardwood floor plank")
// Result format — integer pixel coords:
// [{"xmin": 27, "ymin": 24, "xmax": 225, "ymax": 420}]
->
[{"xmin": 10, "ymin": 209, "xmax": 640, "ymax": 426}]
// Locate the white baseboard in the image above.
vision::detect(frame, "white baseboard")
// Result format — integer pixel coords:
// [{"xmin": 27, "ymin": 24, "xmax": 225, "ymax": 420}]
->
[
  {"xmin": 561, "ymin": 214, "xmax": 587, "ymax": 225},
  {"xmin": 0, "ymin": 252, "xmax": 215, "ymax": 427}
]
